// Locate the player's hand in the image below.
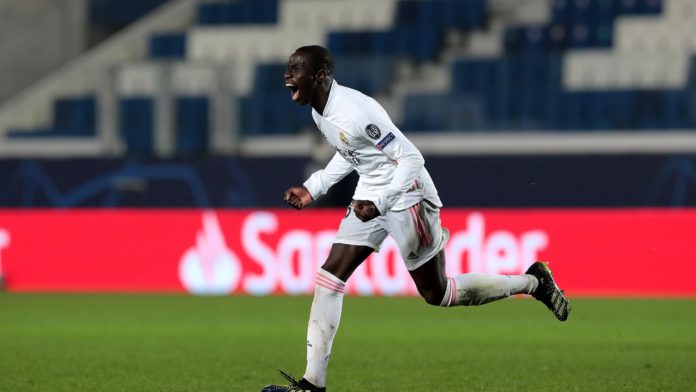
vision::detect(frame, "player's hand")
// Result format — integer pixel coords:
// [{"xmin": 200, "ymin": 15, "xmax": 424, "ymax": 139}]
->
[
  {"xmin": 284, "ymin": 186, "xmax": 313, "ymax": 210},
  {"xmin": 352, "ymin": 200, "xmax": 380, "ymax": 222}
]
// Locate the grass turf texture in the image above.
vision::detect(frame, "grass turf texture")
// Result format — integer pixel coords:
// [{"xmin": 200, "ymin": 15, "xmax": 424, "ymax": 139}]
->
[{"xmin": 1, "ymin": 295, "xmax": 695, "ymax": 391}]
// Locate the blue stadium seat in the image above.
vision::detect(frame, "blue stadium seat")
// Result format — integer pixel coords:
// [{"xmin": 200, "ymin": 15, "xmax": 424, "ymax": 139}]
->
[
  {"xmin": 90, "ymin": 0, "xmax": 169, "ymax": 27},
  {"xmin": 240, "ymin": 92, "xmax": 312, "ymax": 136},
  {"xmin": 504, "ymin": 26, "xmax": 550, "ymax": 53},
  {"xmin": 197, "ymin": 0, "xmax": 278, "ymax": 25},
  {"xmin": 333, "ymin": 56, "xmax": 397, "ymax": 95},
  {"xmin": 119, "ymin": 98, "xmax": 154, "ymax": 154},
  {"xmin": 451, "ymin": 54, "xmax": 564, "ymax": 131},
  {"xmin": 329, "ymin": 0, "xmax": 486, "ymax": 63},
  {"xmin": 53, "ymin": 96, "xmax": 97, "ymax": 136},
  {"xmin": 604, "ymin": 91, "xmax": 635, "ymax": 130},
  {"xmin": 552, "ymin": 0, "xmax": 662, "ymax": 24},
  {"xmin": 629, "ymin": 90, "xmax": 690, "ymax": 130},
  {"xmin": 689, "ymin": 55, "xmax": 696, "ymax": 88},
  {"xmin": 149, "ymin": 33, "xmax": 186, "ymax": 59},
  {"xmin": 687, "ymin": 56, "xmax": 696, "ymax": 127},
  {"xmin": 588, "ymin": 92, "xmax": 616, "ymax": 130},
  {"xmin": 91, "ymin": 0, "xmax": 682, "ymax": 137},
  {"xmin": 401, "ymin": 93, "xmax": 486, "ymax": 132},
  {"xmin": 661, "ymin": 91, "xmax": 689, "ymax": 129},
  {"xmin": 543, "ymin": 0, "xmax": 663, "ymax": 52},
  {"xmin": 6, "ymin": 96, "xmax": 97, "ymax": 139},
  {"xmin": 253, "ymin": 63, "xmax": 288, "ymax": 94},
  {"xmin": 452, "ymin": 58, "xmax": 498, "ymax": 96},
  {"xmin": 688, "ymin": 90, "xmax": 696, "ymax": 128},
  {"xmin": 633, "ymin": 91, "xmax": 660, "ymax": 129},
  {"xmin": 394, "ymin": 0, "xmax": 486, "ymax": 30},
  {"xmin": 392, "ymin": 27, "xmax": 443, "ymax": 61},
  {"xmin": 327, "ymin": 32, "xmax": 371, "ymax": 56},
  {"xmin": 6, "ymin": 129, "xmax": 66, "ymax": 139},
  {"xmin": 551, "ymin": 89, "xmax": 692, "ymax": 131},
  {"xmin": 620, "ymin": 0, "xmax": 663, "ymax": 14},
  {"xmin": 328, "ymin": 29, "xmax": 443, "ymax": 62},
  {"xmin": 557, "ymin": 92, "xmax": 592, "ymax": 130},
  {"xmin": 176, "ymin": 97, "xmax": 209, "ymax": 155},
  {"xmin": 402, "ymin": 94, "xmax": 447, "ymax": 131}
]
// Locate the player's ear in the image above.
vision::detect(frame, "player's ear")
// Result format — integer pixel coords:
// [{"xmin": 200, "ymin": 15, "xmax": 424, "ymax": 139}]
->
[{"xmin": 315, "ymin": 68, "xmax": 326, "ymax": 83}]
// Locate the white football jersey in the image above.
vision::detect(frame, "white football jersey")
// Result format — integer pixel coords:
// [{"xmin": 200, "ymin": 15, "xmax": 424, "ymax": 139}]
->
[{"xmin": 303, "ymin": 80, "xmax": 442, "ymax": 213}]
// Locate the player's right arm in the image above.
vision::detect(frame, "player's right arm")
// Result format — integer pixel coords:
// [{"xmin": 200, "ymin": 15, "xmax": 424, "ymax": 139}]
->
[
  {"xmin": 284, "ymin": 186, "xmax": 313, "ymax": 209},
  {"xmin": 285, "ymin": 152, "xmax": 354, "ymax": 209}
]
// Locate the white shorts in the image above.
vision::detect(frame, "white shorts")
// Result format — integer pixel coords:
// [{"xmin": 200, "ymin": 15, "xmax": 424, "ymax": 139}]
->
[{"xmin": 334, "ymin": 200, "xmax": 449, "ymax": 271}]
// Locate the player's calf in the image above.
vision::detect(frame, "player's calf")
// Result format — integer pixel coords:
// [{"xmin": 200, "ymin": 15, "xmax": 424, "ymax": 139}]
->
[{"xmin": 438, "ymin": 274, "xmax": 538, "ymax": 307}]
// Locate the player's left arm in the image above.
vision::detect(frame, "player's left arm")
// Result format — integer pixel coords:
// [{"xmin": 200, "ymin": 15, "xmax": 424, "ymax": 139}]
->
[{"xmin": 353, "ymin": 112, "xmax": 424, "ymax": 221}]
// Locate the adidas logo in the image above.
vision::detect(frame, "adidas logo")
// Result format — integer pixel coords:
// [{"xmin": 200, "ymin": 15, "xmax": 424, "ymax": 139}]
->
[{"xmin": 407, "ymin": 252, "xmax": 419, "ymax": 260}]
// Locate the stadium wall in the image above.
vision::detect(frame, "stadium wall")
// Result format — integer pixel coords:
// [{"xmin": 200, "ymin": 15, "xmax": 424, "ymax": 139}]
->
[
  {"xmin": 1, "ymin": 208, "xmax": 694, "ymax": 296},
  {"xmin": 0, "ymin": 0, "xmax": 88, "ymax": 103}
]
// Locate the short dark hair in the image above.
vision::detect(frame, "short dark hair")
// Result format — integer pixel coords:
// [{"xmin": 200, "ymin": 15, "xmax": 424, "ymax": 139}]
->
[{"xmin": 295, "ymin": 45, "xmax": 333, "ymax": 76}]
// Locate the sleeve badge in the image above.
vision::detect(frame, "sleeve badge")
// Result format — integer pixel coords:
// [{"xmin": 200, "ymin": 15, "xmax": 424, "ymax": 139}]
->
[{"xmin": 365, "ymin": 124, "xmax": 381, "ymax": 139}]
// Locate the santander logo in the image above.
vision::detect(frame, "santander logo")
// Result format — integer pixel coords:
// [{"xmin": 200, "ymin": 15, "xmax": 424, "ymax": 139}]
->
[
  {"xmin": 179, "ymin": 211, "xmax": 549, "ymax": 296},
  {"xmin": 178, "ymin": 212, "xmax": 242, "ymax": 295}
]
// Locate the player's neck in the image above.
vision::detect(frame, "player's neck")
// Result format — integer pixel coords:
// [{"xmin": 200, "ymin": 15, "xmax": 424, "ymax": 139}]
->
[{"xmin": 311, "ymin": 79, "xmax": 333, "ymax": 116}]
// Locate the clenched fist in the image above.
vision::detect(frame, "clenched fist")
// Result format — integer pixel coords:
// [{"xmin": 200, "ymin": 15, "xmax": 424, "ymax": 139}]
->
[
  {"xmin": 284, "ymin": 186, "xmax": 313, "ymax": 210},
  {"xmin": 352, "ymin": 200, "xmax": 380, "ymax": 222}
]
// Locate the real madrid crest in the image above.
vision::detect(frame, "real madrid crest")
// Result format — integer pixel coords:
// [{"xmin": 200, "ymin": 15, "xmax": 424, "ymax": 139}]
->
[
  {"xmin": 339, "ymin": 132, "xmax": 350, "ymax": 146},
  {"xmin": 365, "ymin": 124, "xmax": 381, "ymax": 139}
]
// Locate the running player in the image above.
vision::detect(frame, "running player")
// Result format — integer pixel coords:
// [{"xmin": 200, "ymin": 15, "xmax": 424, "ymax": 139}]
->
[{"xmin": 262, "ymin": 45, "xmax": 570, "ymax": 392}]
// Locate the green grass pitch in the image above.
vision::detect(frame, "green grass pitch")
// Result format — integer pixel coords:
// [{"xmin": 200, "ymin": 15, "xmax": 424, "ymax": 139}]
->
[{"xmin": 1, "ymin": 294, "xmax": 695, "ymax": 391}]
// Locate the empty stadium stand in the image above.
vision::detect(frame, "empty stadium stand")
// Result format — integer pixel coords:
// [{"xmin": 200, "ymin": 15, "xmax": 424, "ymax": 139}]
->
[{"xmin": 1, "ymin": 0, "xmax": 696, "ymax": 157}]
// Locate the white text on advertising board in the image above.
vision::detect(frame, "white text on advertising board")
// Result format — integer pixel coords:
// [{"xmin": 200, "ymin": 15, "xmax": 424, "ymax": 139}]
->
[{"xmin": 179, "ymin": 212, "xmax": 549, "ymax": 295}]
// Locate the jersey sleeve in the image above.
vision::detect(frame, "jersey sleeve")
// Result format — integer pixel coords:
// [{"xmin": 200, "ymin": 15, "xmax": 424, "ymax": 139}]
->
[
  {"xmin": 357, "ymin": 104, "xmax": 425, "ymax": 214},
  {"xmin": 303, "ymin": 151, "xmax": 355, "ymax": 200}
]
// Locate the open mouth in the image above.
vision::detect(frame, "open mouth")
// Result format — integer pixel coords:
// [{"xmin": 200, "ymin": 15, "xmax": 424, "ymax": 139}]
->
[{"xmin": 286, "ymin": 83, "xmax": 299, "ymax": 101}]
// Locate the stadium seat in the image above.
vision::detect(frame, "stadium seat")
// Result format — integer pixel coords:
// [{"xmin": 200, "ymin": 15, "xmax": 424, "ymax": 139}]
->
[
  {"xmin": 197, "ymin": 0, "xmax": 279, "ymax": 25},
  {"xmin": 6, "ymin": 128, "xmax": 70, "ymax": 139},
  {"xmin": 253, "ymin": 63, "xmax": 288, "ymax": 94},
  {"xmin": 240, "ymin": 91, "xmax": 312, "ymax": 136},
  {"xmin": 13, "ymin": 0, "xmax": 695, "ymax": 150},
  {"xmin": 7, "ymin": 96, "xmax": 100, "ymax": 139},
  {"xmin": 149, "ymin": 33, "xmax": 187, "ymax": 59},
  {"xmin": 394, "ymin": 0, "xmax": 486, "ymax": 31},
  {"xmin": 49, "ymin": 96, "xmax": 97, "ymax": 136},
  {"xmin": 333, "ymin": 56, "xmax": 397, "ymax": 96},
  {"xmin": 89, "ymin": 0, "xmax": 169, "ymax": 27},
  {"xmin": 176, "ymin": 97, "xmax": 209, "ymax": 155},
  {"xmin": 119, "ymin": 97, "xmax": 154, "ymax": 155},
  {"xmin": 401, "ymin": 93, "xmax": 486, "ymax": 132}
]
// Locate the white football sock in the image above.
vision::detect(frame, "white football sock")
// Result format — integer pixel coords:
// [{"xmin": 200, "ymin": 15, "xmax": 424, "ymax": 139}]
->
[
  {"xmin": 303, "ymin": 268, "xmax": 345, "ymax": 388},
  {"xmin": 440, "ymin": 273, "xmax": 538, "ymax": 307}
]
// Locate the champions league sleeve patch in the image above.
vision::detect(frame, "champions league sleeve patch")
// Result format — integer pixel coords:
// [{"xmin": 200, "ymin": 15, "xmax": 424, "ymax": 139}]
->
[
  {"xmin": 365, "ymin": 124, "xmax": 381, "ymax": 139},
  {"xmin": 376, "ymin": 132, "xmax": 395, "ymax": 150}
]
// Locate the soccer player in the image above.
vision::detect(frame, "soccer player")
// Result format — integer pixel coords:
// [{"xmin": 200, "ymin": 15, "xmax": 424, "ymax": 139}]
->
[{"xmin": 262, "ymin": 45, "xmax": 570, "ymax": 392}]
